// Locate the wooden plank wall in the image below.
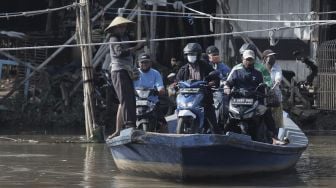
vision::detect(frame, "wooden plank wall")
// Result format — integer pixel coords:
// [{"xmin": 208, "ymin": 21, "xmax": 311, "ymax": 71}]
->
[
  {"xmin": 228, "ymin": 0, "xmax": 311, "ymax": 39},
  {"xmin": 219, "ymin": 0, "xmax": 312, "ymax": 81}
]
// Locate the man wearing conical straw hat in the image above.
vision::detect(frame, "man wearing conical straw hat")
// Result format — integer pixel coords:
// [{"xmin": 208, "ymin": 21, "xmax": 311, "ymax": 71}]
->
[{"xmin": 105, "ymin": 16, "xmax": 145, "ymax": 139}]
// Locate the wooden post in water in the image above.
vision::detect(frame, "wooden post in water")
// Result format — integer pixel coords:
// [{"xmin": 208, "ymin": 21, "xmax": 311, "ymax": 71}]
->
[{"xmin": 76, "ymin": 0, "xmax": 100, "ymax": 141}]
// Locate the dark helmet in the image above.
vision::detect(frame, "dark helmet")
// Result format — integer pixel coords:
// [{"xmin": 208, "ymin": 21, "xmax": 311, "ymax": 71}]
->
[
  {"xmin": 183, "ymin": 43, "xmax": 202, "ymax": 55},
  {"xmin": 206, "ymin": 45, "xmax": 219, "ymax": 55},
  {"xmin": 239, "ymin": 43, "xmax": 257, "ymax": 55}
]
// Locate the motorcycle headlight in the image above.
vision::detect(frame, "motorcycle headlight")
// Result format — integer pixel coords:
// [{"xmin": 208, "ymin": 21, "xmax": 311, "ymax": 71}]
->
[
  {"xmin": 186, "ymin": 102, "xmax": 193, "ymax": 107},
  {"xmin": 136, "ymin": 90, "xmax": 150, "ymax": 98},
  {"xmin": 178, "ymin": 101, "xmax": 193, "ymax": 108}
]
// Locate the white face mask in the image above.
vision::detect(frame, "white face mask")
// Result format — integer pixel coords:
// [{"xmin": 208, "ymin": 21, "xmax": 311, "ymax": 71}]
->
[{"xmin": 187, "ymin": 55, "xmax": 197, "ymax": 64}]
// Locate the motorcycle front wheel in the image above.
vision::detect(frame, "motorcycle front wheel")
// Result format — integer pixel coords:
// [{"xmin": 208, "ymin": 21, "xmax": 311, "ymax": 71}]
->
[{"xmin": 176, "ymin": 117, "xmax": 197, "ymax": 134}]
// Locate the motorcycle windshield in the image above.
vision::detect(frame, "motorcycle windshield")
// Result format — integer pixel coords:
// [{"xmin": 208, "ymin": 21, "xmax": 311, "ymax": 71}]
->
[
  {"xmin": 177, "ymin": 92, "xmax": 203, "ymax": 109},
  {"xmin": 178, "ymin": 80, "xmax": 207, "ymax": 88},
  {"xmin": 179, "ymin": 88, "xmax": 200, "ymax": 94}
]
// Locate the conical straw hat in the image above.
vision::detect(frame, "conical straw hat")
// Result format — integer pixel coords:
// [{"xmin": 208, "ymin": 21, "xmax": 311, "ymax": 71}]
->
[{"xmin": 105, "ymin": 16, "xmax": 134, "ymax": 32}]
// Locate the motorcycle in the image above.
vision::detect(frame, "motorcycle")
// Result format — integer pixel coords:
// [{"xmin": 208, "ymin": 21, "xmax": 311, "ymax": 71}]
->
[
  {"xmin": 175, "ymin": 80, "xmax": 208, "ymax": 134},
  {"xmin": 226, "ymin": 83, "xmax": 271, "ymax": 142},
  {"xmin": 135, "ymin": 87, "xmax": 159, "ymax": 132},
  {"xmin": 176, "ymin": 71, "xmax": 220, "ymax": 134}
]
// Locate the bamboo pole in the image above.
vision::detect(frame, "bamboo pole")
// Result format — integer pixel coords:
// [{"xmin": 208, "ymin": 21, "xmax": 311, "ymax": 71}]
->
[{"xmin": 77, "ymin": 0, "xmax": 96, "ymax": 140}]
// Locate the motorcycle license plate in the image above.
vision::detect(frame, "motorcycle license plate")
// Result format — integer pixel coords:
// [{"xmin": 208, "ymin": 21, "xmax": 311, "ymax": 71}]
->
[
  {"xmin": 232, "ymin": 98, "xmax": 253, "ymax": 105},
  {"xmin": 136, "ymin": 100, "xmax": 148, "ymax": 106},
  {"xmin": 179, "ymin": 88, "xmax": 200, "ymax": 94}
]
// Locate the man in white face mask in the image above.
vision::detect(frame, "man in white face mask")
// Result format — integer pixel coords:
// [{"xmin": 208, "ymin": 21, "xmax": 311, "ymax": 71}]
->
[
  {"xmin": 175, "ymin": 43, "xmax": 221, "ymax": 134},
  {"xmin": 187, "ymin": 54, "xmax": 197, "ymax": 64}
]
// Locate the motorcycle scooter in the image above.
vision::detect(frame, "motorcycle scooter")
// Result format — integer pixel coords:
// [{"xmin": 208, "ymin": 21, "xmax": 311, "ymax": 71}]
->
[
  {"xmin": 135, "ymin": 87, "xmax": 159, "ymax": 132},
  {"xmin": 226, "ymin": 83, "xmax": 271, "ymax": 142}
]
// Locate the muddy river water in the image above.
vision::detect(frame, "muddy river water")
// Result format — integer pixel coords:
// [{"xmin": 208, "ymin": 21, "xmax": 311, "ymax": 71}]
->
[{"xmin": 0, "ymin": 133, "xmax": 335, "ymax": 188}]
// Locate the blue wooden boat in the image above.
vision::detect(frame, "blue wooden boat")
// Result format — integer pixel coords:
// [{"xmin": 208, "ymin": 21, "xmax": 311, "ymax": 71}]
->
[{"xmin": 106, "ymin": 112, "xmax": 308, "ymax": 179}]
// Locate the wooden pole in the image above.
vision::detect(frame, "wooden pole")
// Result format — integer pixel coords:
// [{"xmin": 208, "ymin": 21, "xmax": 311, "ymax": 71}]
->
[
  {"xmin": 77, "ymin": 0, "xmax": 97, "ymax": 141},
  {"xmin": 150, "ymin": 2, "xmax": 158, "ymax": 61},
  {"xmin": 200, "ymin": 3, "xmax": 208, "ymax": 48},
  {"xmin": 137, "ymin": 0, "xmax": 142, "ymax": 41},
  {"xmin": 217, "ymin": 0, "xmax": 230, "ymax": 64},
  {"xmin": 163, "ymin": 6, "xmax": 170, "ymax": 65},
  {"xmin": 177, "ymin": 16, "xmax": 185, "ymax": 55}
]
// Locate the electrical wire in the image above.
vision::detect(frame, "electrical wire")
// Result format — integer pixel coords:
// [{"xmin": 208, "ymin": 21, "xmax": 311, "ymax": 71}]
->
[
  {"xmin": 0, "ymin": 22, "xmax": 333, "ymax": 52},
  {"xmin": 108, "ymin": 7, "xmax": 336, "ymax": 18},
  {"xmin": 0, "ymin": 2, "xmax": 84, "ymax": 19}
]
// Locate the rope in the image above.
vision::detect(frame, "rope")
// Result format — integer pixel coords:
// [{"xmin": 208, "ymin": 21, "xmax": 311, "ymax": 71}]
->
[
  {"xmin": 0, "ymin": 2, "xmax": 84, "ymax": 19},
  {"xmin": 108, "ymin": 7, "xmax": 336, "ymax": 19},
  {"xmin": 0, "ymin": 22, "xmax": 333, "ymax": 52}
]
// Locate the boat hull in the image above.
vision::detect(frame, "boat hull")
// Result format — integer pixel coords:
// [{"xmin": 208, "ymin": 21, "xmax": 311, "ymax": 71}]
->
[{"xmin": 106, "ymin": 112, "xmax": 308, "ymax": 179}]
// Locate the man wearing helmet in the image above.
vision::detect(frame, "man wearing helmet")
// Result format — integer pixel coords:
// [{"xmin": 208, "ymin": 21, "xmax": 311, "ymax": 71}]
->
[{"xmin": 176, "ymin": 43, "xmax": 221, "ymax": 134}]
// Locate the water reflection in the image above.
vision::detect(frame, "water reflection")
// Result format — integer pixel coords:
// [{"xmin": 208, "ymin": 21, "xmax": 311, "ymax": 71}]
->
[{"xmin": 0, "ymin": 134, "xmax": 335, "ymax": 187}]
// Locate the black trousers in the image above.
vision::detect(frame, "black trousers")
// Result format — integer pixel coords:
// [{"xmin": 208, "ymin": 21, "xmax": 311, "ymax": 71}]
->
[
  {"xmin": 111, "ymin": 70, "xmax": 136, "ymax": 128},
  {"xmin": 204, "ymin": 104, "xmax": 221, "ymax": 134}
]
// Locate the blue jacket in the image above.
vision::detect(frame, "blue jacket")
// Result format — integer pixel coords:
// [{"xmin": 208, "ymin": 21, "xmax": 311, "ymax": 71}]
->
[
  {"xmin": 209, "ymin": 61, "xmax": 231, "ymax": 80},
  {"xmin": 226, "ymin": 66, "xmax": 264, "ymax": 93}
]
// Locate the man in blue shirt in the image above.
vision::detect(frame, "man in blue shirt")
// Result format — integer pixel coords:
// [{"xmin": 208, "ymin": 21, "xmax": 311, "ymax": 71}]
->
[
  {"xmin": 206, "ymin": 45, "xmax": 231, "ymax": 80},
  {"xmin": 133, "ymin": 53, "xmax": 167, "ymax": 132},
  {"xmin": 134, "ymin": 53, "xmax": 165, "ymax": 101}
]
